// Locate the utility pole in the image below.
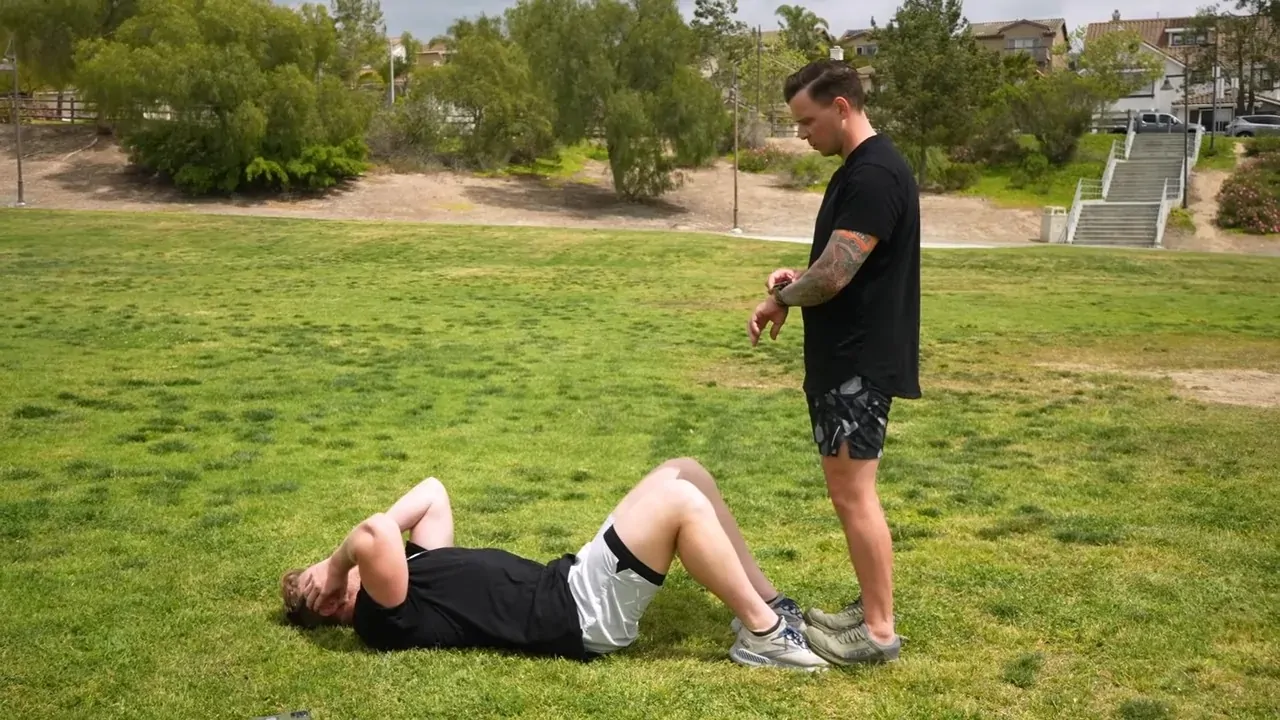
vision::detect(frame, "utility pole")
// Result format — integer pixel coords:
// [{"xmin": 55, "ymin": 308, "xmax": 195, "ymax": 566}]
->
[
  {"xmin": 388, "ymin": 37, "xmax": 396, "ymax": 106},
  {"xmin": 2, "ymin": 36, "xmax": 23, "ymax": 208},
  {"xmin": 732, "ymin": 65, "xmax": 740, "ymax": 233},
  {"xmin": 755, "ymin": 25, "xmax": 762, "ymax": 113},
  {"xmin": 1183, "ymin": 66, "xmax": 1190, "ymax": 210}
]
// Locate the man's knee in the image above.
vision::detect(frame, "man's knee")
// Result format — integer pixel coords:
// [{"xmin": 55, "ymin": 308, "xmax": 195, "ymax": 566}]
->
[
  {"xmin": 663, "ymin": 475, "xmax": 715, "ymax": 519},
  {"xmin": 662, "ymin": 457, "xmax": 715, "ymax": 489}
]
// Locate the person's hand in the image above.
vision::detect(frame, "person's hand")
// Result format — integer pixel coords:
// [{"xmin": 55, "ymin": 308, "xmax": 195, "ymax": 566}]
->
[
  {"xmin": 748, "ymin": 296, "xmax": 789, "ymax": 347},
  {"xmin": 305, "ymin": 564, "xmax": 349, "ymax": 615},
  {"xmin": 766, "ymin": 268, "xmax": 799, "ymax": 292},
  {"xmin": 298, "ymin": 559, "xmax": 329, "ymax": 593}
]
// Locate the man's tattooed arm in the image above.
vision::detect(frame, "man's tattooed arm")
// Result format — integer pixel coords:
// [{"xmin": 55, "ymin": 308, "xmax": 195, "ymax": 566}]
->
[{"xmin": 775, "ymin": 230, "xmax": 879, "ymax": 307}]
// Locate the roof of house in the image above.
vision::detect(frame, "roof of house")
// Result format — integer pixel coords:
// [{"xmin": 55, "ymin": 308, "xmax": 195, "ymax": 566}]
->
[
  {"xmin": 1085, "ymin": 14, "xmax": 1275, "ymax": 59},
  {"xmin": 1173, "ymin": 86, "xmax": 1280, "ymax": 108},
  {"xmin": 969, "ymin": 18, "xmax": 1068, "ymax": 38},
  {"xmin": 841, "ymin": 17, "xmax": 1066, "ymax": 43}
]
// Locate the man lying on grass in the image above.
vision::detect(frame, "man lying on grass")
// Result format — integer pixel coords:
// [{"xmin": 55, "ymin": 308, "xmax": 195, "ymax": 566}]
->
[{"xmin": 280, "ymin": 458, "xmax": 836, "ymax": 671}]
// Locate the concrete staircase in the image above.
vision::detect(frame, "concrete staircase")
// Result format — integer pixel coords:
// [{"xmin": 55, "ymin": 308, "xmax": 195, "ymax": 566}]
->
[
  {"xmin": 1071, "ymin": 203, "xmax": 1163, "ymax": 246},
  {"xmin": 1064, "ymin": 130, "xmax": 1196, "ymax": 248},
  {"xmin": 1106, "ymin": 158, "xmax": 1185, "ymax": 202}
]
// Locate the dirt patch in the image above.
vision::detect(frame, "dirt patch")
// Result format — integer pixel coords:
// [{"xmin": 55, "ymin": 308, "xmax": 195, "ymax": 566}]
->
[
  {"xmin": 692, "ymin": 360, "xmax": 799, "ymax": 392},
  {"xmin": 0, "ymin": 126, "xmax": 1041, "ymax": 244},
  {"xmin": 1040, "ymin": 363, "xmax": 1280, "ymax": 408}
]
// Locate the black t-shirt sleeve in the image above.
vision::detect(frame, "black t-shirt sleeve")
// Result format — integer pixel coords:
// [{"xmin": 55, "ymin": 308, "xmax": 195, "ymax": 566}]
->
[{"xmin": 833, "ymin": 164, "xmax": 903, "ymax": 243}]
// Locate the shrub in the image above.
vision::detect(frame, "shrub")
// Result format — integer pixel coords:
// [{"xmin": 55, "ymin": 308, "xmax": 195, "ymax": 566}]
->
[
  {"xmin": 937, "ymin": 162, "xmax": 980, "ymax": 191},
  {"xmin": 1009, "ymin": 152, "xmax": 1051, "ymax": 192},
  {"xmin": 738, "ymin": 146, "xmax": 796, "ymax": 174},
  {"xmin": 1216, "ymin": 166, "xmax": 1280, "ymax": 234},
  {"xmin": 785, "ymin": 153, "xmax": 841, "ymax": 189},
  {"xmin": 1243, "ymin": 136, "xmax": 1280, "ymax": 158}
]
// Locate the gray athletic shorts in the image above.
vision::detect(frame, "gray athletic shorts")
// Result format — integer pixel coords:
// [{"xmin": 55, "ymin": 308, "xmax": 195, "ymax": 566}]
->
[{"xmin": 566, "ymin": 516, "xmax": 666, "ymax": 655}]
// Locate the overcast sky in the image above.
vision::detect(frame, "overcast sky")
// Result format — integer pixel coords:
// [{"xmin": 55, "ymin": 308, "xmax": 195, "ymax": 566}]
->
[{"xmin": 403, "ymin": 1, "xmax": 1208, "ymax": 41}]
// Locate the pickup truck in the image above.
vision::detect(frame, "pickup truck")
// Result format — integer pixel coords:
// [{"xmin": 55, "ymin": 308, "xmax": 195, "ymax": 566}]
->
[{"xmin": 1106, "ymin": 111, "xmax": 1205, "ymax": 134}]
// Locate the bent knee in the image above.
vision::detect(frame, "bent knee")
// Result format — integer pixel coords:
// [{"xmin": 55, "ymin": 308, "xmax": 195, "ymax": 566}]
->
[
  {"xmin": 663, "ymin": 457, "xmax": 713, "ymax": 486},
  {"xmin": 665, "ymin": 477, "xmax": 715, "ymax": 518}
]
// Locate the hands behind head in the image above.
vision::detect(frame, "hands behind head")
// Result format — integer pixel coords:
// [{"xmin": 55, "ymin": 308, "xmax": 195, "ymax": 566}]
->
[{"xmin": 300, "ymin": 560, "xmax": 349, "ymax": 616}]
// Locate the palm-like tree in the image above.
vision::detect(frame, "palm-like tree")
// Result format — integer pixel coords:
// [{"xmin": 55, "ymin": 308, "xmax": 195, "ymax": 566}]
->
[{"xmin": 775, "ymin": 4, "xmax": 830, "ymax": 58}]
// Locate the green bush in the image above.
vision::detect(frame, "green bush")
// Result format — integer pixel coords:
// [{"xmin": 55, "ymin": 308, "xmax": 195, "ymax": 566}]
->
[
  {"xmin": 1009, "ymin": 152, "xmax": 1051, "ymax": 192},
  {"xmin": 604, "ymin": 89, "xmax": 676, "ymax": 200},
  {"xmin": 785, "ymin": 153, "xmax": 841, "ymax": 189},
  {"xmin": 937, "ymin": 162, "xmax": 980, "ymax": 191},
  {"xmin": 74, "ymin": 0, "xmax": 375, "ymax": 196}
]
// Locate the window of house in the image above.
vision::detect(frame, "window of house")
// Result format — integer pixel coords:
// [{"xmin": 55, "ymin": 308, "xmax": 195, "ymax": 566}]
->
[
  {"xmin": 856, "ymin": 44, "xmax": 877, "ymax": 56},
  {"xmin": 1007, "ymin": 37, "xmax": 1040, "ymax": 49},
  {"xmin": 1169, "ymin": 30, "xmax": 1208, "ymax": 46}
]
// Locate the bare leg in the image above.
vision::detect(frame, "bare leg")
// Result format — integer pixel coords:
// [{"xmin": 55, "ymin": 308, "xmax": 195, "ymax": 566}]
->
[
  {"xmin": 384, "ymin": 477, "xmax": 455, "ymax": 550},
  {"xmin": 823, "ymin": 451, "xmax": 894, "ymax": 644},
  {"xmin": 659, "ymin": 458, "xmax": 779, "ymax": 602},
  {"xmin": 608, "ymin": 464, "xmax": 779, "ymax": 634}
]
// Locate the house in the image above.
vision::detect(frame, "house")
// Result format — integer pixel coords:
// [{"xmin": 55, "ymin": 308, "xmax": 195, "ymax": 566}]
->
[
  {"xmin": 1085, "ymin": 10, "xmax": 1280, "ymax": 131},
  {"xmin": 840, "ymin": 18, "xmax": 1069, "ymax": 70},
  {"xmin": 417, "ymin": 43, "xmax": 450, "ymax": 68},
  {"xmin": 969, "ymin": 18, "xmax": 1071, "ymax": 71}
]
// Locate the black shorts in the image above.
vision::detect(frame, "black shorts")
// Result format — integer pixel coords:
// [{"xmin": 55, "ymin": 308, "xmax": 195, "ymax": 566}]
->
[{"xmin": 806, "ymin": 375, "xmax": 893, "ymax": 460}]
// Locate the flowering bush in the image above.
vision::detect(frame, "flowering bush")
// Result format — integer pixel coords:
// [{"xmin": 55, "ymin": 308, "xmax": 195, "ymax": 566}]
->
[
  {"xmin": 1217, "ymin": 167, "xmax": 1280, "ymax": 234},
  {"xmin": 1217, "ymin": 144, "xmax": 1280, "ymax": 235}
]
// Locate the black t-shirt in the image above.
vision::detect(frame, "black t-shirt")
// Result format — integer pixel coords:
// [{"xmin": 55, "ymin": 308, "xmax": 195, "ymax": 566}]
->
[
  {"xmin": 802, "ymin": 134, "xmax": 921, "ymax": 399},
  {"xmin": 353, "ymin": 542, "xmax": 589, "ymax": 661}
]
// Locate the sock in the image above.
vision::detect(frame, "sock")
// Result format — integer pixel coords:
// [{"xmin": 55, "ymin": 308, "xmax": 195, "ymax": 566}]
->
[
  {"xmin": 750, "ymin": 616, "xmax": 783, "ymax": 637},
  {"xmin": 766, "ymin": 593, "xmax": 782, "ymax": 606}
]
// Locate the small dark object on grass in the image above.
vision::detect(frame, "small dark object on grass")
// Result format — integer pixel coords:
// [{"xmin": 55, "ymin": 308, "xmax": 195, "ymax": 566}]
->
[{"xmin": 252, "ymin": 711, "xmax": 311, "ymax": 720}]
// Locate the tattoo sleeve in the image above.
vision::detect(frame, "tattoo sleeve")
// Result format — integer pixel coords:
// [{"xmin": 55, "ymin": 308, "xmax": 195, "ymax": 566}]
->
[{"xmin": 776, "ymin": 230, "xmax": 879, "ymax": 307}]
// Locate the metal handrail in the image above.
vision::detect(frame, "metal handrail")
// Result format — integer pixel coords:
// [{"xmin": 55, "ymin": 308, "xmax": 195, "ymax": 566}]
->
[
  {"xmin": 1155, "ymin": 179, "xmax": 1173, "ymax": 248},
  {"xmin": 1101, "ymin": 139, "xmax": 1121, "ymax": 198}
]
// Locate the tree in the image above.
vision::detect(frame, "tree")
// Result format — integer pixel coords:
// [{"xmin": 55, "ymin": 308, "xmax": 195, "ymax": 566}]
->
[
  {"xmin": 691, "ymin": 0, "xmax": 749, "ymax": 61},
  {"xmin": 330, "ymin": 0, "xmax": 385, "ymax": 86},
  {"xmin": 75, "ymin": 0, "xmax": 373, "ymax": 195},
  {"xmin": 376, "ymin": 31, "xmax": 421, "ymax": 89},
  {"xmin": 871, "ymin": 0, "xmax": 1000, "ymax": 185},
  {"xmin": 1190, "ymin": 3, "xmax": 1278, "ymax": 116},
  {"xmin": 690, "ymin": 0, "xmax": 751, "ymax": 92},
  {"xmin": 0, "ymin": 0, "xmax": 139, "ymax": 90},
  {"xmin": 1074, "ymin": 27, "xmax": 1164, "ymax": 122},
  {"xmin": 774, "ymin": 4, "xmax": 829, "ymax": 60},
  {"xmin": 507, "ymin": 0, "xmax": 727, "ymax": 199},
  {"xmin": 415, "ymin": 30, "xmax": 555, "ymax": 168}
]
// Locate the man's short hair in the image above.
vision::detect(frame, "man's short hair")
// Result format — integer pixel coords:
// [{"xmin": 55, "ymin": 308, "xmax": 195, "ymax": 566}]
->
[
  {"xmin": 783, "ymin": 59, "xmax": 866, "ymax": 111},
  {"xmin": 280, "ymin": 569, "xmax": 340, "ymax": 629}
]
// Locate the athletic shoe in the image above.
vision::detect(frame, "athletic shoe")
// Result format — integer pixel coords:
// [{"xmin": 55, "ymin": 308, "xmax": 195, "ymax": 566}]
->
[
  {"xmin": 730, "ymin": 619, "xmax": 830, "ymax": 672},
  {"xmin": 730, "ymin": 594, "xmax": 807, "ymax": 633},
  {"xmin": 804, "ymin": 596, "xmax": 864, "ymax": 633},
  {"xmin": 804, "ymin": 622, "xmax": 901, "ymax": 666}
]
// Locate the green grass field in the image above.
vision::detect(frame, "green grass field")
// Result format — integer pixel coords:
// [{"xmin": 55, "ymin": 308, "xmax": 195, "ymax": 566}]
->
[{"xmin": 2, "ymin": 211, "xmax": 1279, "ymax": 720}]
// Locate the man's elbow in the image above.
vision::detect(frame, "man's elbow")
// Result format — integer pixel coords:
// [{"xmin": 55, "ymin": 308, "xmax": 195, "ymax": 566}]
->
[{"xmin": 353, "ymin": 513, "xmax": 402, "ymax": 555}]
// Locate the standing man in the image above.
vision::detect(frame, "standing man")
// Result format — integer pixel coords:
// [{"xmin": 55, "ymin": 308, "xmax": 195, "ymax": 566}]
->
[{"xmin": 746, "ymin": 59, "xmax": 921, "ymax": 666}]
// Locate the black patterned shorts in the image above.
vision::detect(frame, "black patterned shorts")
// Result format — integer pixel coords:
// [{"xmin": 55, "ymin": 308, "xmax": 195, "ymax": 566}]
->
[{"xmin": 806, "ymin": 376, "xmax": 893, "ymax": 460}]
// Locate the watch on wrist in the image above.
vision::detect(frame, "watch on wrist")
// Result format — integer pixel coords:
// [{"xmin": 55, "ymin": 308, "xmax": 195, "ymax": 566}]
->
[{"xmin": 771, "ymin": 279, "xmax": 792, "ymax": 307}]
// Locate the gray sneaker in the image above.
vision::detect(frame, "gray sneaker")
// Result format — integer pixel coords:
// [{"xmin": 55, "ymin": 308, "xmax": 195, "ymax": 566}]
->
[
  {"xmin": 805, "ymin": 622, "xmax": 901, "ymax": 666},
  {"xmin": 730, "ymin": 620, "xmax": 830, "ymax": 672},
  {"xmin": 730, "ymin": 594, "xmax": 807, "ymax": 633},
  {"xmin": 804, "ymin": 596, "xmax": 864, "ymax": 633}
]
